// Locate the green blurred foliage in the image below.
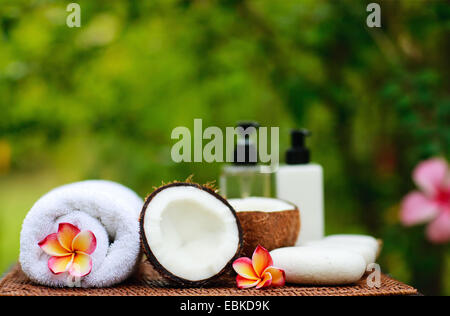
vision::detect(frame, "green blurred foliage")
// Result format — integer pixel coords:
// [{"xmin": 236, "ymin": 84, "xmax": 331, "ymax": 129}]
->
[{"xmin": 0, "ymin": 0, "xmax": 449, "ymax": 294}]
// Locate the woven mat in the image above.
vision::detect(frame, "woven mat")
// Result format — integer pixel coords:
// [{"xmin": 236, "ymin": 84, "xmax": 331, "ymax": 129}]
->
[{"xmin": 0, "ymin": 261, "xmax": 417, "ymax": 296}]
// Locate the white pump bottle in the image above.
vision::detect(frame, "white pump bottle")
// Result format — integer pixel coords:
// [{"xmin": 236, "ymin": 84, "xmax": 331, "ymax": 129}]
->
[{"xmin": 276, "ymin": 129, "xmax": 324, "ymax": 245}]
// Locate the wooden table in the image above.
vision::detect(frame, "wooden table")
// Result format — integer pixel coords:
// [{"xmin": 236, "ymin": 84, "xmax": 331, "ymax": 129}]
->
[{"xmin": 0, "ymin": 261, "xmax": 418, "ymax": 296}]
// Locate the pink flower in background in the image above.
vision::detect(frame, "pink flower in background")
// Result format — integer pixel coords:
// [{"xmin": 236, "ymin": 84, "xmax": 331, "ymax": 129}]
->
[{"xmin": 400, "ymin": 158, "xmax": 450, "ymax": 243}]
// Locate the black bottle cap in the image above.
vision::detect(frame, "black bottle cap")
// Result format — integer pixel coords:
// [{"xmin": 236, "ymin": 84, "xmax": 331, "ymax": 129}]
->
[
  {"xmin": 286, "ymin": 129, "xmax": 311, "ymax": 164},
  {"xmin": 233, "ymin": 121, "xmax": 259, "ymax": 165}
]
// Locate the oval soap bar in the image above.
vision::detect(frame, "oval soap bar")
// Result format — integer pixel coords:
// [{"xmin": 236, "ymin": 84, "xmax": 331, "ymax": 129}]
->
[
  {"xmin": 324, "ymin": 234, "xmax": 381, "ymax": 257},
  {"xmin": 270, "ymin": 247, "xmax": 366, "ymax": 285},
  {"xmin": 304, "ymin": 240, "xmax": 376, "ymax": 265}
]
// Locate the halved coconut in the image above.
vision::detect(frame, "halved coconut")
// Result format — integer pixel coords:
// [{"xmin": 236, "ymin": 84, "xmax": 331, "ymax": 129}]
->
[
  {"xmin": 228, "ymin": 197, "xmax": 300, "ymax": 257},
  {"xmin": 140, "ymin": 182, "xmax": 242, "ymax": 286}
]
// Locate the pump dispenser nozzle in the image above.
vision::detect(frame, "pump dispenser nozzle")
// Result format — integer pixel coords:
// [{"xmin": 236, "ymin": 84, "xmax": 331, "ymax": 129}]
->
[
  {"xmin": 286, "ymin": 129, "xmax": 311, "ymax": 164},
  {"xmin": 233, "ymin": 121, "xmax": 259, "ymax": 165}
]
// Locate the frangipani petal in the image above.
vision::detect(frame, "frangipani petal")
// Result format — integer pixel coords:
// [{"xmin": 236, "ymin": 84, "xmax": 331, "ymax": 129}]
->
[
  {"xmin": 57, "ymin": 223, "xmax": 80, "ymax": 252},
  {"xmin": 233, "ymin": 257, "xmax": 259, "ymax": 280},
  {"xmin": 426, "ymin": 212, "xmax": 450, "ymax": 244},
  {"xmin": 38, "ymin": 233, "xmax": 71, "ymax": 257},
  {"xmin": 263, "ymin": 267, "xmax": 286, "ymax": 287},
  {"xmin": 48, "ymin": 254, "xmax": 74, "ymax": 274},
  {"xmin": 72, "ymin": 230, "xmax": 97, "ymax": 255},
  {"xmin": 70, "ymin": 253, "xmax": 92, "ymax": 277},
  {"xmin": 256, "ymin": 272, "xmax": 272, "ymax": 289},
  {"xmin": 236, "ymin": 275, "xmax": 260, "ymax": 289},
  {"xmin": 234, "ymin": 246, "xmax": 285, "ymax": 290},
  {"xmin": 413, "ymin": 158, "xmax": 448, "ymax": 196},
  {"xmin": 400, "ymin": 192, "xmax": 439, "ymax": 226},
  {"xmin": 252, "ymin": 245, "xmax": 273, "ymax": 277}
]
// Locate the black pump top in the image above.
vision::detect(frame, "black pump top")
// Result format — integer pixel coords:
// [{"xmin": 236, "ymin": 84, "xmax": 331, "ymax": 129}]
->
[
  {"xmin": 286, "ymin": 129, "xmax": 311, "ymax": 164},
  {"xmin": 233, "ymin": 121, "xmax": 259, "ymax": 165}
]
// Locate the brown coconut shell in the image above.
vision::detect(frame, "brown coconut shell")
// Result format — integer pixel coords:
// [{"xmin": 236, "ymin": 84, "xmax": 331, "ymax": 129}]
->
[
  {"xmin": 139, "ymin": 182, "xmax": 243, "ymax": 287},
  {"xmin": 236, "ymin": 202, "xmax": 300, "ymax": 257}
]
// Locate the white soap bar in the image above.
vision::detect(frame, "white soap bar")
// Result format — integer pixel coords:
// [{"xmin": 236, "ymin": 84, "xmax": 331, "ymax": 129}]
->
[
  {"xmin": 270, "ymin": 247, "xmax": 366, "ymax": 285},
  {"xmin": 304, "ymin": 240, "xmax": 376, "ymax": 265},
  {"xmin": 324, "ymin": 234, "xmax": 380, "ymax": 257}
]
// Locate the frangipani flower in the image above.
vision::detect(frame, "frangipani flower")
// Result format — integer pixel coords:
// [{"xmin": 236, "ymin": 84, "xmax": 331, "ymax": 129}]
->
[
  {"xmin": 38, "ymin": 223, "xmax": 97, "ymax": 277},
  {"xmin": 233, "ymin": 245, "xmax": 285, "ymax": 289},
  {"xmin": 400, "ymin": 158, "xmax": 450, "ymax": 243}
]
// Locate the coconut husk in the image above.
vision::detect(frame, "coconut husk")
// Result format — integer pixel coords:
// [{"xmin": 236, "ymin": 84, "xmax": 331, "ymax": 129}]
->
[{"xmin": 237, "ymin": 206, "xmax": 300, "ymax": 257}]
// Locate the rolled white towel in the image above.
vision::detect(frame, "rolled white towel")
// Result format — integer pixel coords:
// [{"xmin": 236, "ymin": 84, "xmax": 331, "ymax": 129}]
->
[{"xmin": 19, "ymin": 180, "xmax": 143, "ymax": 288}]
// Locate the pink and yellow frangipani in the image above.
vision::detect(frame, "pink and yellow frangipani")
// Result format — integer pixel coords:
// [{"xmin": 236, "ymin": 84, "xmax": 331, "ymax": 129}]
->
[
  {"xmin": 233, "ymin": 245, "xmax": 285, "ymax": 289},
  {"xmin": 38, "ymin": 223, "xmax": 97, "ymax": 277}
]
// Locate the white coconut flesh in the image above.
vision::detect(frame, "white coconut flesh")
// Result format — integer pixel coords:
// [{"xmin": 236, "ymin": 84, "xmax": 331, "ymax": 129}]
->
[
  {"xmin": 228, "ymin": 197, "xmax": 295, "ymax": 212},
  {"xmin": 143, "ymin": 185, "xmax": 240, "ymax": 282}
]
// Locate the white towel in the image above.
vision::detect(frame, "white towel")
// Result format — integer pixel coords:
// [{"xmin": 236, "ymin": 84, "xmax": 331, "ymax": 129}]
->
[{"xmin": 19, "ymin": 180, "xmax": 143, "ymax": 288}]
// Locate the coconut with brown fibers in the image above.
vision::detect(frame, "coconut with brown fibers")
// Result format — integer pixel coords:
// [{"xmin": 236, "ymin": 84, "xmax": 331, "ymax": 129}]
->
[
  {"xmin": 140, "ymin": 182, "xmax": 243, "ymax": 286},
  {"xmin": 228, "ymin": 197, "xmax": 300, "ymax": 257}
]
